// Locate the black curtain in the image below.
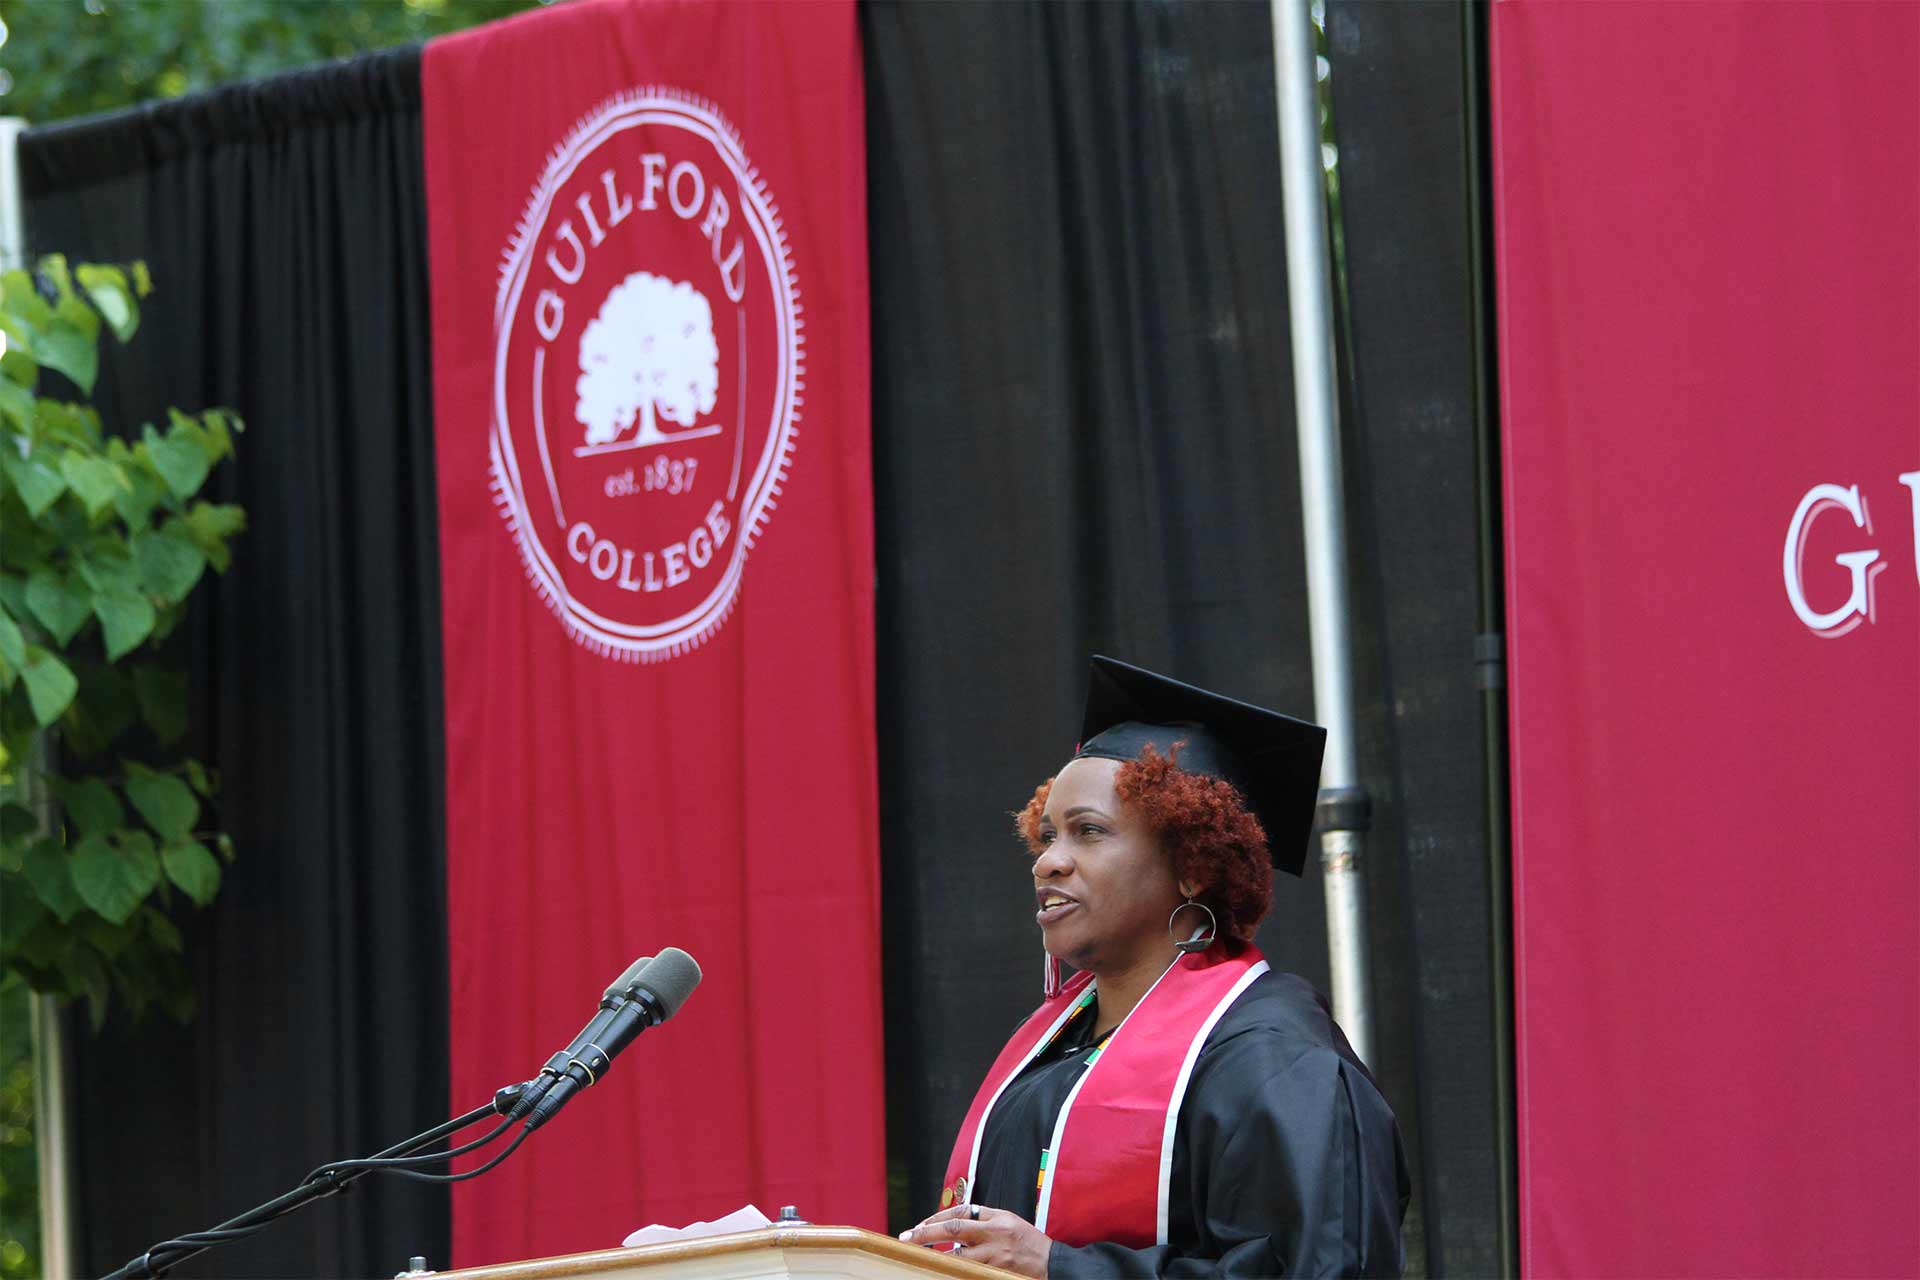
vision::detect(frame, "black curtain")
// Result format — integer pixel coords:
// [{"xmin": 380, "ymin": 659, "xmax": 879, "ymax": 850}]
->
[
  {"xmin": 865, "ymin": 2, "xmax": 1502, "ymax": 1273},
  {"xmin": 864, "ymin": 0, "xmax": 1424, "ymax": 1262},
  {"xmin": 20, "ymin": 47, "xmax": 451, "ymax": 1278},
  {"xmin": 1324, "ymin": 2, "xmax": 1501, "ymax": 1271}
]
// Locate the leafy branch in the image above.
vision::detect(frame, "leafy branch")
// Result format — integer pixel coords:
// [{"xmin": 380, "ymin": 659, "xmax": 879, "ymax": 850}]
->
[{"xmin": 0, "ymin": 256, "xmax": 246, "ymax": 1028}]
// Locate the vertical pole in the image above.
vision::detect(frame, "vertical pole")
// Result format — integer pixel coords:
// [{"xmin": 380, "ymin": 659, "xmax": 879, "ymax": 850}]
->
[
  {"xmin": 30, "ymin": 997, "xmax": 75, "ymax": 1280},
  {"xmin": 1458, "ymin": 6, "xmax": 1521, "ymax": 1273},
  {"xmin": 0, "ymin": 119, "xmax": 25, "ymax": 266},
  {"xmin": 2, "ymin": 113, "xmax": 79, "ymax": 1280},
  {"xmin": 1269, "ymin": 0, "xmax": 1375, "ymax": 1064}
]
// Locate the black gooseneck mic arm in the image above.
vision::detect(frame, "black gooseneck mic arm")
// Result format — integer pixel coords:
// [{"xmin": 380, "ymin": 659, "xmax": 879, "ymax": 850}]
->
[
  {"xmin": 97, "ymin": 949, "xmax": 700, "ymax": 1280},
  {"xmin": 100, "ymin": 1088, "xmax": 521, "ymax": 1280}
]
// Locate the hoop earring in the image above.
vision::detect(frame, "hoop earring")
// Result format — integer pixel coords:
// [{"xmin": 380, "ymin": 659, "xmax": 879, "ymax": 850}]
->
[{"xmin": 1168, "ymin": 898, "xmax": 1217, "ymax": 954}]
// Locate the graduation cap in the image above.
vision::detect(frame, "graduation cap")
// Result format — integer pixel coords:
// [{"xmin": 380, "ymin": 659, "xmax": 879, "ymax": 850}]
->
[{"xmin": 1073, "ymin": 655, "xmax": 1327, "ymax": 876}]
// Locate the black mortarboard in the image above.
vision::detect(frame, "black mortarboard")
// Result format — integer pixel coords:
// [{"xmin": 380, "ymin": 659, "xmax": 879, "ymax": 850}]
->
[{"xmin": 1073, "ymin": 655, "xmax": 1327, "ymax": 876}]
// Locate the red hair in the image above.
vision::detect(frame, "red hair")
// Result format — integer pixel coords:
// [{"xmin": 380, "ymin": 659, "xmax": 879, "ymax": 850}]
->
[{"xmin": 1016, "ymin": 744, "xmax": 1273, "ymax": 940}]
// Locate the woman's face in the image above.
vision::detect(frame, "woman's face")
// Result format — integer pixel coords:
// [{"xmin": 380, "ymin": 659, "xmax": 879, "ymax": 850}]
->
[{"xmin": 1032, "ymin": 756, "xmax": 1190, "ymax": 976}]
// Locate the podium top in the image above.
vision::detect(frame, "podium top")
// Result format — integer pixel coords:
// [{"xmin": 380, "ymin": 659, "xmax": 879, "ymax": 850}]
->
[{"xmin": 439, "ymin": 1224, "xmax": 1021, "ymax": 1280}]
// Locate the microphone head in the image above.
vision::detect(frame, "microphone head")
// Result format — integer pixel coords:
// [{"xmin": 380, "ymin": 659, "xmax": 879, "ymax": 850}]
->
[
  {"xmin": 604, "ymin": 955, "xmax": 652, "ymax": 1002},
  {"xmin": 635, "ymin": 947, "xmax": 702, "ymax": 1021}
]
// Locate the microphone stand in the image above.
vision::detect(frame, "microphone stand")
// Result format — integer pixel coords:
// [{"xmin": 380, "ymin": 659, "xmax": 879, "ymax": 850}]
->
[{"xmin": 101, "ymin": 1090, "xmax": 519, "ymax": 1280}]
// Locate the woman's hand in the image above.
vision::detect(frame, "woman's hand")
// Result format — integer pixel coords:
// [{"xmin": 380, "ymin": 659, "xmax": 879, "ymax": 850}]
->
[{"xmin": 899, "ymin": 1204, "xmax": 1053, "ymax": 1278}]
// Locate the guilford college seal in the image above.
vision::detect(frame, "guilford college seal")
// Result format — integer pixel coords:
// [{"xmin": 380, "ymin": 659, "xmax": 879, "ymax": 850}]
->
[{"xmin": 492, "ymin": 89, "xmax": 800, "ymax": 661}]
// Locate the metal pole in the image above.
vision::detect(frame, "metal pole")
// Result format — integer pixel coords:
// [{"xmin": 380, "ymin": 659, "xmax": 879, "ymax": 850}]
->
[
  {"xmin": 1269, "ymin": 0, "xmax": 1375, "ymax": 1064},
  {"xmin": 2, "ymin": 113, "xmax": 79, "ymax": 1280},
  {"xmin": 30, "ymin": 996, "xmax": 76, "ymax": 1280},
  {"xmin": 1458, "ymin": 6, "xmax": 1521, "ymax": 1272},
  {"xmin": 0, "ymin": 119, "xmax": 26, "ymax": 266}
]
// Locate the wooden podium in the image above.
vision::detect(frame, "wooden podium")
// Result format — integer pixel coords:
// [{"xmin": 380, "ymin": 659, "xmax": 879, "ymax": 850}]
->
[{"xmin": 438, "ymin": 1225, "xmax": 1018, "ymax": 1280}]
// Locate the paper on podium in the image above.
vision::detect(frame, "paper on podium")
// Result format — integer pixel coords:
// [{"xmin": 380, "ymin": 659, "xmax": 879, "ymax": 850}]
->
[{"xmin": 622, "ymin": 1204, "xmax": 773, "ymax": 1248}]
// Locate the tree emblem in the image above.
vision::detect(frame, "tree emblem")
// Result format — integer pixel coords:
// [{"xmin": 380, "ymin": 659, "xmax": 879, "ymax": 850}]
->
[{"xmin": 575, "ymin": 271, "xmax": 722, "ymax": 451}]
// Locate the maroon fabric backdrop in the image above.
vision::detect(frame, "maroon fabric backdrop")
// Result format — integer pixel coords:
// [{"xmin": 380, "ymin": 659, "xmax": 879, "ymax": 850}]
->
[
  {"xmin": 423, "ymin": 0, "xmax": 883, "ymax": 1264},
  {"xmin": 1493, "ymin": 2, "xmax": 1919, "ymax": 1275}
]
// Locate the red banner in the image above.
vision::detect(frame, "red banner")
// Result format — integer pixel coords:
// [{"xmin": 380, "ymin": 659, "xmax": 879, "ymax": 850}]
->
[
  {"xmin": 423, "ymin": 0, "xmax": 882, "ymax": 1263},
  {"xmin": 1494, "ymin": 3, "xmax": 1918, "ymax": 1275}
]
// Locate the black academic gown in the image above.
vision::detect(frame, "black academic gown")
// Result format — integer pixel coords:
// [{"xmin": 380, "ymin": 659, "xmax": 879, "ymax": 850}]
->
[{"xmin": 971, "ymin": 970, "xmax": 1409, "ymax": 1279}]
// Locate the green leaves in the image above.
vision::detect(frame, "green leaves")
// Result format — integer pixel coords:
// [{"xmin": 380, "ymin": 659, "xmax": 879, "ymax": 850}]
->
[
  {"xmin": 182, "ymin": 502, "xmax": 247, "ymax": 573},
  {"xmin": 94, "ymin": 590, "xmax": 156, "ymax": 662},
  {"xmin": 19, "ymin": 646, "xmax": 78, "ymax": 726},
  {"xmin": 144, "ymin": 420, "xmax": 213, "ymax": 502},
  {"xmin": 161, "ymin": 841, "xmax": 221, "ymax": 906},
  {"xmin": 1, "ymin": 262, "xmax": 100, "ymax": 395},
  {"xmin": 125, "ymin": 769, "xmax": 199, "ymax": 840},
  {"xmin": 0, "ymin": 610, "xmax": 25, "ymax": 681},
  {"xmin": 0, "ymin": 756, "xmax": 227, "ymax": 1041},
  {"xmin": 33, "ymin": 316, "xmax": 99, "ymax": 398},
  {"xmin": 1, "ymin": 255, "xmax": 245, "ymax": 1027},
  {"xmin": 111, "ymin": 464, "xmax": 168, "ymax": 531},
  {"xmin": 0, "ymin": 804, "xmax": 35, "ymax": 843},
  {"xmin": 25, "ymin": 568, "xmax": 92, "ymax": 646},
  {"xmin": 0, "ymin": 876, "xmax": 47, "ymax": 953},
  {"xmin": 74, "ymin": 542, "xmax": 140, "ymax": 597},
  {"xmin": 0, "ymin": 441, "xmax": 238, "ymax": 677},
  {"xmin": 51, "ymin": 767, "xmax": 208, "ymax": 849},
  {"xmin": 133, "ymin": 666, "xmax": 190, "ymax": 745},
  {"xmin": 75, "ymin": 264, "xmax": 142, "ymax": 343},
  {"xmin": 70, "ymin": 832, "xmax": 159, "ymax": 924},
  {"xmin": 134, "ymin": 529, "xmax": 208, "ymax": 603},
  {"xmin": 0, "ymin": 376, "xmax": 33, "ymax": 430},
  {"xmin": 23, "ymin": 840, "xmax": 83, "ymax": 923},
  {"xmin": 58, "ymin": 451, "xmax": 125, "ymax": 519},
  {"xmin": 143, "ymin": 907, "xmax": 183, "ymax": 954},
  {"xmin": 54, "ymin": 776, "xmax": 123, "ymax": 837},
  {"xmin": 3, "ymin": 448, "xmax": 67, "ymax": 517},
  {"xmin": 61, "ymin": 664, "xmax": 137, "ymax": 758}
]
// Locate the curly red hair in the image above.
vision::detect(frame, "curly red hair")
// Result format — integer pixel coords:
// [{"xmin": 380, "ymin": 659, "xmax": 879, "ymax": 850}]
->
[{"xmin": 1016, "ymin": 744, "xmax": 1273, "ymax": 941}]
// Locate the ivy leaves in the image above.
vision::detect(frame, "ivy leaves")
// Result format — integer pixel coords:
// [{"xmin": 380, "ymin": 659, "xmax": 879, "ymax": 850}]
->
[
  {"xmin": 0, "ymin": 257, "xmax": 245, "ymax": 1028},
  {"xmin": 71, "ymin": 833, "xmax": 160, "ymax": 927},
  {"xmin": 9, "ymin": 766, "xmax": 226, "ymax": 911},
  {"xmin": 14, "ymin": 648, "xmax": 79, "ymax": 732},
  {"xmin": 25, "ymin": 569, "xmax": 92, "ymax": 646},
  {"xmin": 0, "ymin": 260, "xmax": 244, "ymax": 732},
  {"xmin": 0, "ymin": 763, "xmax": 231, "ymax": 1026},
  {"xmin": 1, "ymin": 443, "xmax": 241, "ymax": 711}
]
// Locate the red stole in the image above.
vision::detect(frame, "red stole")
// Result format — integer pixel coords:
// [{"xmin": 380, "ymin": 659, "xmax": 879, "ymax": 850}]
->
[{"xmin": 940, "ymin": 945, "xmax": 1270, "ymax": 1248}]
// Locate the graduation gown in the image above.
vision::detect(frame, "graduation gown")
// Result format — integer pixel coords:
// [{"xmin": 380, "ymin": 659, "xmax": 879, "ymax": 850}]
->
[{"xmin": 970, "ymin": 970, "xmax": 1409, "ymax": 1278}]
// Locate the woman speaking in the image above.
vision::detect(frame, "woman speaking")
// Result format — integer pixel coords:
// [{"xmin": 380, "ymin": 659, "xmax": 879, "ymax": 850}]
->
[{"xmin": 902, "ymin": 657, "xmax": 1408, "ymax": 1278}]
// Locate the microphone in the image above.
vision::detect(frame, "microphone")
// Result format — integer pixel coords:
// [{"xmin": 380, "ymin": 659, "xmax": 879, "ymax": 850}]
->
[
  {"xmin": 508, "ymin": 954, "xmax": 652, "ymax": 1121},
  {"xmin": 523, "ymin": 947, "xmax": 702, "ymax": 1131}
]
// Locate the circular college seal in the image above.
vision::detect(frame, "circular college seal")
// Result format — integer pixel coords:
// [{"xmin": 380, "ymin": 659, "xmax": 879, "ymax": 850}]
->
[{"xmin": 492, "ymin": 89, "xmax": 800, "ymax": 661}]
